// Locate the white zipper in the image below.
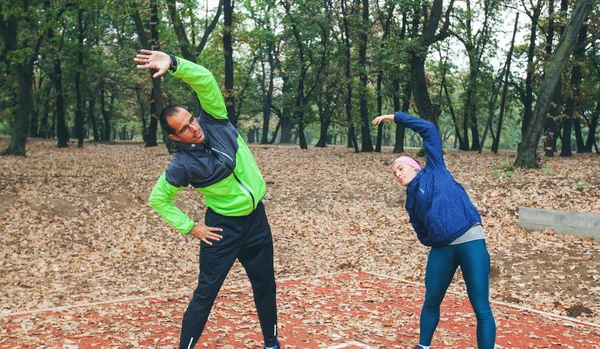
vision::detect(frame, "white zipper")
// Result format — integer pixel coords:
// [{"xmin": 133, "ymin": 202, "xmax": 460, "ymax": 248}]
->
[
  {"xmin": 212, "ymin": 146, "xmax": 255, "ymax": 208},
  {"xmin": 211, "ymin": 148, "xmax": 234, "ymax": 162}
]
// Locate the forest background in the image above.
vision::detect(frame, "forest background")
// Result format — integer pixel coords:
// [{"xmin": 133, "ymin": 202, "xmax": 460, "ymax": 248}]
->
[{"xmin": 0, "ymin": 0, "xmax": 598, "ymax": 164}]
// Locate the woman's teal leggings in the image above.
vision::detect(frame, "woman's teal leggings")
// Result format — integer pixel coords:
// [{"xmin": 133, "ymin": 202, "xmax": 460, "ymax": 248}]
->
[{"xmin": 419, "ymin": 239, "xmax": 496, "ymax": 348}]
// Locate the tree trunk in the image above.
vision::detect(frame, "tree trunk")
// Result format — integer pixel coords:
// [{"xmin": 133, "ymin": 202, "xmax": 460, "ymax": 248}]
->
[
  {"xmin": 410, "ymin": 54, "xmax": 440, "ymax": 128},
  {"xmin": 223, "ymin": 0, "xmax": 237, "ymax": 126},
  {"xmin": 573, "ymin": 25, "xmax": 587, "ymax": 153},
  {"xmin": 374, "ymin": 3, "xmax": 396, "ymax": 152},
  {"xmin": 1, "ymin": 10, "xmax": 27, "ymax": 155},
  {"xmin": 54, "ymin": 56, "xmax": 69, "ymax": 148},
  {"xmin": 478, "ymin": 65, "xmax": 502, "ymax": 153},
  {"xmin": 522, "ymin": 0, "xmax": 543, "ymax": 137},
  {"xmin": 247, "ymin": 128, "xmax": 255, "ymax": 143},
  {"xmin": 40, "ymin": 93, "xmax": 50, "ymax": 138},
  {"xmin": 280, "ymin": 116, "xmax": 292, "ymax": 143},
  {"xmin": 584, "ymin": 102, "xmax": 599, "ymax": 152},
  {"xmin": 260, "ymin": 46, "xmax": 275, "ymax": 144},
  {"xmin": 279, "ymin": 76, "xmax": 293, "ymax": 144},
  {"xmin": 298, "ymin": 120, "xmax": 307, "ymax": 149},
  {"xmin": 375, "ymin": 70, "xmax": 384, "ymax": 152},
  {"xmin": 30, "ymin": 78, "xmax": 39, "ymax": 138},
  {"xmin": 88, "ymin": 98, "xmax": 99, "ymax": 141},
  {"xmin": 50, "ymin": 109, "xmax": 56, "ymax": 139},
  {"xmin": 393, "ymin": 78, "xmax": 408, "ymax": 154},
  {"xmin": 6, "ymin": 63, "xmax": 33, "ymax": 155},
  {"xmin": 560, "ymin": 22, "xmax": 586, "ymax": 156},
  {"xmin": 341, "ymin": 0, "xmax": 359, "ymax": 153},
  {"xmin": 441, "ymin": 66, "xmax": 465, "ymax": 151},
  {"xmin": 408, "ymin": 0, "xmax": 451, "ymax": 133},
  {"xmin": 358, "ymin": 0, "xmax": 373, "ymax": 152},
  {"xmin": 269, "ymin": 119, "xmax": 281, "ymax": 144},
  {"xmin": 469, "ymin": 100, "xmax": 480, "ymax": 150},
  {"xmin": 515, "ymin": 0, "xmax": 594, "ymax": 168},
  {"xmin": 491, "ymin": 13, "xmax": 519, "ymax": 153},
  {"xmin": 543, "ymin": 0, "xmax": 560, "ymax": 157},
  {"xmin": 75, "ymin": 8, "xmax": 85, "ymax": 147},
  {"xmin": 146, "ymin": 87, "xmax": 159, "ymax": 146},
  {"xmin": 135, "ymin": 87, "xmax": 148, "ymax": 141},
  {"xmin": 316, "ymin": 116, "xmax": 331, "ymax": 148},
  {"xmin": 462, "ymin": 0, "xmax": 495, "ymax": 151},
  {"xmin": 574, "ymin": 118, "xmax": 585, "ymax": 152},
  {"xmin": 100, "ymin": 84, "xmax": 111, "ymax": 141},
  {"xmin": 315, "ymin": 86, "xmax": 333, "ymax": 148},
  {"xmin": 150, "ymin": 0, "xmax": 165, "ymax": 148}
]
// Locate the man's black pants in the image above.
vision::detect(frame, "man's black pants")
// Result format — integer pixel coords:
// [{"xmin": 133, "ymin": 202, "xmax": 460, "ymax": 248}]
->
[{"xmin": 179, "ymin": 202, "xmax": 278, "ymax": 349}]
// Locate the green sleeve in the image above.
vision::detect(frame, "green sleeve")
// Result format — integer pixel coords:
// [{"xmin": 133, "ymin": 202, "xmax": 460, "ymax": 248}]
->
[
  {"xmin": 148, "ymin": 173, "xmax": 196, "ymax": 235},
  {"xmin": 169, "ymin": 57, "xmax": 228, "ymax": 120}
]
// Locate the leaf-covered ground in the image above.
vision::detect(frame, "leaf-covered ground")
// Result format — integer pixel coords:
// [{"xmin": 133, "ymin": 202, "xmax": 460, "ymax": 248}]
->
[
  {"xmin": 2, "ymin": 272, "xmax": 599, "ymax": 348},
  {"xmin": 1, "ymin": 138, "xmax": 599, "ymax": 328}
]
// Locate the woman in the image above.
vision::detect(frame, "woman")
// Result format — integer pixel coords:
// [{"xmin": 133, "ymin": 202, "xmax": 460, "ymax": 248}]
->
[{"xmin": 372, "ymin": 112, "xmax": 496, "ymax": 349}]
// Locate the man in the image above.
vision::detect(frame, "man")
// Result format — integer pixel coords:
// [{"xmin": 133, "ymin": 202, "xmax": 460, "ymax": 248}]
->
[{"xmin": 135, "ymin": 49, "xmax": 280, "ymax": 349}]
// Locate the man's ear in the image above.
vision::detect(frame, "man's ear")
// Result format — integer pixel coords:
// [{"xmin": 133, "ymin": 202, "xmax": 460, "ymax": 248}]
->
[{"xmin": 168, "ymin": 133, "xmax": 179, "ymax": 141}]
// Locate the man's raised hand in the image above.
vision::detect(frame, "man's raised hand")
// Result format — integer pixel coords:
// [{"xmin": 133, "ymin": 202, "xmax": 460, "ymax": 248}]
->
[{"xmin": 134, "ymin": 49, "xmax": 171, "ymax": 78}]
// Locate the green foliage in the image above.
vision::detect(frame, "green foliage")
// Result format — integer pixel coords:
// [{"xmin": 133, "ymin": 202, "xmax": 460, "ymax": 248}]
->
[
  {"xmin": 496, "ymin": 162, "xmax": 515, "ymax": 172},
  {"xmin": 573, "ymin": 182, "xmax": 584, "ymax": 191},
  {"xmin": 542, "ymin": 167, "xmax": 556, "ymax": 176},
  {"xmin": 1, "ymin": 0, "xmax": 599, "ymax": 153},
  {"xmin": 491, "ymin": 162, "xmax": 514, "ymax": 178}
]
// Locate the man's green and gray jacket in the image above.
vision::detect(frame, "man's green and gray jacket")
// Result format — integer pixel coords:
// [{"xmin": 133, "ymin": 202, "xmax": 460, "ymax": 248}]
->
[{"xmin": 148, "ymin": 57, "xmax": 266, "ymax": 235}]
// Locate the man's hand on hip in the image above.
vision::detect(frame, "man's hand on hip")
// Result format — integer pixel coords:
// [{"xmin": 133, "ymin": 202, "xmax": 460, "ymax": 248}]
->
[{"xmin": 189, "ymin": 224, "xmax": 223, "ymax": 245}]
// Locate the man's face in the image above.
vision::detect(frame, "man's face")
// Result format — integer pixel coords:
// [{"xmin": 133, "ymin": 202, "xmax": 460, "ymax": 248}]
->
[{"xmin": 167, "ymin": 108, "xmax": 205, "ymax": 144}]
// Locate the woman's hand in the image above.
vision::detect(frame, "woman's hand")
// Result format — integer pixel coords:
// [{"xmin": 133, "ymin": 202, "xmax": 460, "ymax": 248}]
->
[
  {"xmin": 372, "ymin": 114, "xmax": 395, "ymax": 125},
  {"xmin": 189, "ymin": 223, "xmax": 223, "ymax": 245},
  {"xmin": 134, "ymin": 49, "xmax": 171, "ymax": 78}
]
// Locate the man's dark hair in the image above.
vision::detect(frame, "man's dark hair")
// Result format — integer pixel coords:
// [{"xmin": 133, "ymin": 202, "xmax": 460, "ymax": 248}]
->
[{"xmin": 159, "ymin": 104, "xmax": 184, "ymax": 135}]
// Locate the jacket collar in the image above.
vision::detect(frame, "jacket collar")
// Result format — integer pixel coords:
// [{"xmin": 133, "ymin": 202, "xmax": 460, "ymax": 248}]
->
[
  {"xmin": 171, "ymin": 137, "xmax": 210, "ymax": 152},
  {"xmin": 406, "ymin": 169, "xmax": 423, "ymax": 193}
]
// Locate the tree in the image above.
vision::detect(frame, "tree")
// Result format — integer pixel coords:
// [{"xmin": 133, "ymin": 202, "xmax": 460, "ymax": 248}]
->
[
  {"xmin": 543, "ymin": 0, "xmax": 561, "ymax": 157},
  {"xmin": 561, "ymin": 21, "xmax": 588, "ymax": 156},
  {"xmin": 407, "ymin": 0, "xmax": 453, "ymax": 132},
  {"xmin": 223, "ymin": 0, "xmax": 237, "ymax": 126},
  {"xmin": 47, "ymin": 25, "xmax": 70, "ymax": 147},
  {"xmin": 340, "ymin": 0, "xmax": 359, "ymax": 152},
  {"xmin": 357, "ymin": 0, "xmax": 373, "ymax": 152},
  {"xmin": 74, "ymin": 8, "xmax": 87, "ymax": 147},
  {"xmin": 520, "ymin": 0, "xmax": 544, "ymax": 138},
  {"xmin": 129, "ymin": 0, "xmax": 164, "ymax": 147},
  {"xmin": 0, "ymin": 1, "xmax": 51, "ymax": 155},
  {"xmin": 515, "ymin": 0, "xmax": 594, "ymax": 168},
  {"xmin": 490, "ymin": 12, "xmax": 519, "ymax": 154},
  {"xmin": 246, "ymin": 0, "xmax": 280, "ymax": 144},
  {"xmin": 165, "ymin": 0, "xmax": 222, "ymax": 116},
  {"xmin": 281, "ymin": 0, "xmax": 328, "ymax": 149},
  {"xmin": 583, "ymin": 41, "xmax": 600, "ymax": 153},
  {"xmin": 450, "ymin": 0, "xmax": 498, "ymax": 151},
  {"xmin": 373, "ymin": 1, "xmax": 396, "ymax": 152}
]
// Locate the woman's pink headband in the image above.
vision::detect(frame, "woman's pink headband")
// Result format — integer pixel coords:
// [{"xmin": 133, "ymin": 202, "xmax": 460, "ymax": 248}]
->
[{"xmin": 392, "ymin": 156, "xmax": 422, "ymax": 171}]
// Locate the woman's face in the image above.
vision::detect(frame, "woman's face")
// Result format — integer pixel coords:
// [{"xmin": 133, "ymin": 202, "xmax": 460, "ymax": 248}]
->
[{"xmin": 392, "ymin": 161, "xmax": 419, "ymax": 187}]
